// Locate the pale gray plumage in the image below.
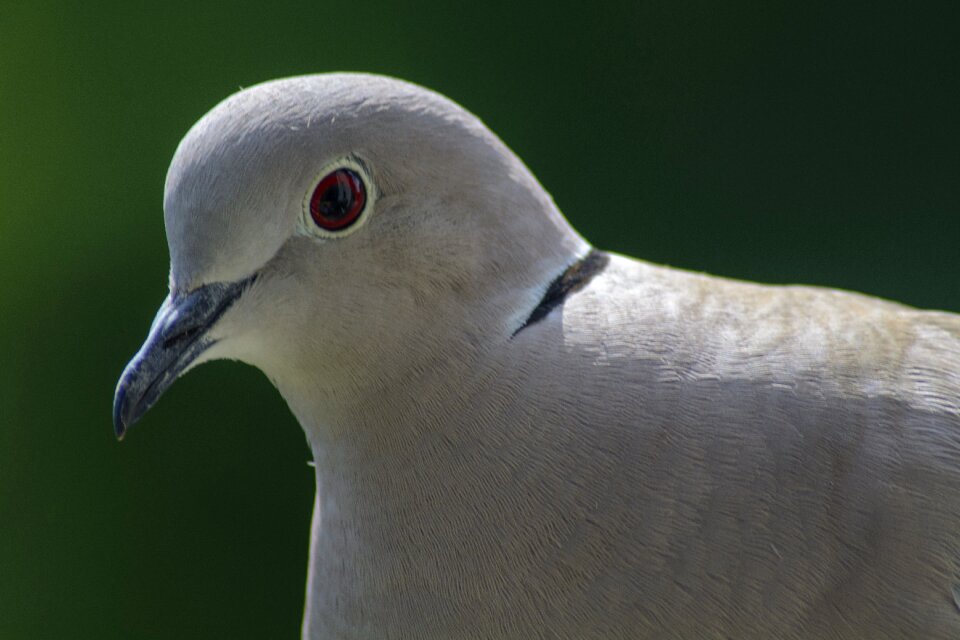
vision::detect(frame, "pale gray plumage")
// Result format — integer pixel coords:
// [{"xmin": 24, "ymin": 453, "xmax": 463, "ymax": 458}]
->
[{"xmin": 113, "ymin": 73, "xmax": 960, "ymax": 639}]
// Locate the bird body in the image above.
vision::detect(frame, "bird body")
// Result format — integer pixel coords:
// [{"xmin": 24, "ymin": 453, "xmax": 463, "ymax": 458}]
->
[
  {"xmin": 300, "ymin": 254, "xmax": 960, "ymax": 639},
  {"xmin": 114, "ymin": 74, "xmax": 960, "ymax": 638}
]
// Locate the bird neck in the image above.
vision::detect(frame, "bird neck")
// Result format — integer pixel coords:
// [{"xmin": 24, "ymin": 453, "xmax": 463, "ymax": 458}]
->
[{"xmin": 294, "ymin": 346, "xmax": 521, "ymax": 635}]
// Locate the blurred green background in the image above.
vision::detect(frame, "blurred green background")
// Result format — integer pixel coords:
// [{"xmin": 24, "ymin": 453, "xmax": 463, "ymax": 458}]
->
[{"xmin": 1, "ymin": 1, "xmax": 957, "ymax": 637}]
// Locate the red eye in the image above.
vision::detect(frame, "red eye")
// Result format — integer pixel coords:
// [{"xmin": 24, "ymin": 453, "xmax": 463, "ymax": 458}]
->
[{"xmin": 308, "ymin": 168, "xmax": 366, "ymax": 231}]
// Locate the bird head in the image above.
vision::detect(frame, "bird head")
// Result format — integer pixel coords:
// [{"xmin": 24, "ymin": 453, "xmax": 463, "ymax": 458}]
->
[{"xmin": 112, "ymin": 73, "xmax": 586, "ymax": 439}]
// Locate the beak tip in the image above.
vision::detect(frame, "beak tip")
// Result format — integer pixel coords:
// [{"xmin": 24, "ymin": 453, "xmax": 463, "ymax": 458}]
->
[
  {"xmin": 112, "ymin": 380, "xmax": 132, "ymax": 441},
  {"xmin": 114, "ymin": 418, "xmax": 127, "ymax": 441}
]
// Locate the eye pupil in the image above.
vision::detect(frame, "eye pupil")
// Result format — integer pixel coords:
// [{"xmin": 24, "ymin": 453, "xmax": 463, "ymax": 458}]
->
[
  {"xmin": 319, "ymin": 183, "xmax": 351, "ymax": 219},
  {"xmin": 309, "ymin": 168, "xmax": 366, "ymax": 231}
]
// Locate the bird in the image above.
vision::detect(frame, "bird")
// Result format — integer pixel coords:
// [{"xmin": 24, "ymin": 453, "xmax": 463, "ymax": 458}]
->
[{"xmin": 113, "ymin": 73, "xmax": 960, "ymax": 639}]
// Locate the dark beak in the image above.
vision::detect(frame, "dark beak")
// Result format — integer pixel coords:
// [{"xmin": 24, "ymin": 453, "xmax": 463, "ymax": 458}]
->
[{"xmin": 112, "ymin": 277, "xmax": 253, "ymax": 440}]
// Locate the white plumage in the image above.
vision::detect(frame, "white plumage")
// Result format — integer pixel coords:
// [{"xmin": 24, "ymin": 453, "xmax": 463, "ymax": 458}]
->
[{"xmin": 114, "ymin": 73, "xmax": 960, "ymax": 639}]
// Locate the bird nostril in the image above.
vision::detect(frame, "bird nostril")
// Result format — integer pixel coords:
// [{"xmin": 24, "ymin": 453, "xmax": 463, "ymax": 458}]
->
[{"xmin": 161, "ymin": 325, "xmax": 202, "ymax": 350}]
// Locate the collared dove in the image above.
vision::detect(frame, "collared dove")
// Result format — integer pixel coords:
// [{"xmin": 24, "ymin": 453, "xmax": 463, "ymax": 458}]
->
[{"xmin": 113, "ymin": 73, "xmax": 960, "ymax": 639}]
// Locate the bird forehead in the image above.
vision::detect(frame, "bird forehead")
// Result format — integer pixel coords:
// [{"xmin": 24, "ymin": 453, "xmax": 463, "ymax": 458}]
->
[
  {"xmin": 158, "ymin": 76, "xmax": 376, "ymax": 291},
  {"xmin": 165, "ymin": 73, "xmax": 501, "ymax": 209},
  {"xmin": 162, "ymin": 114, "xmax": 309, "ymax": 292},
  {"xmin": 160, "ymin": 73, "xmax": 506, "ymax": 292},
  {"xmin": 171, "ymin": 73, "xmax": 482, "ymax": 161}
]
